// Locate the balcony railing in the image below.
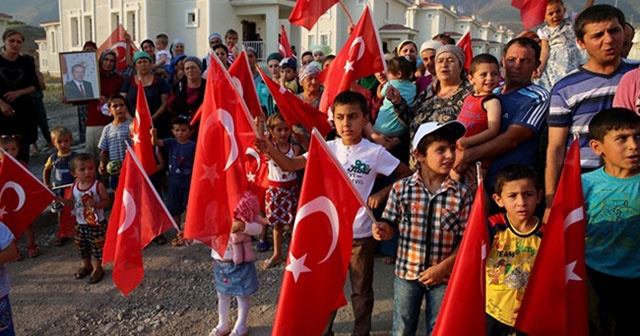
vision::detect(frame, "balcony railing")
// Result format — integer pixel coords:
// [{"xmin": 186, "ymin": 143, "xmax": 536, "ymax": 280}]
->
[{"xmin": 243, "ymin": 41, "xmax": 264, "ymax": 61}]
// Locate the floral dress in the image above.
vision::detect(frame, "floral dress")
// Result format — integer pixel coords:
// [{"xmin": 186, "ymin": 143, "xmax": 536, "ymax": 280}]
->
[{"xmin": 536, "ymin": 17, "xmax": 585, "ymax": 91}]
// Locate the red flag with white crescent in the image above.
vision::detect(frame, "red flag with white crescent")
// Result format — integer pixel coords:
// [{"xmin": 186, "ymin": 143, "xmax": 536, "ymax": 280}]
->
[
  {"xmin": 103, "ymin": 147, "xmax": 176, "ymax": 296},
  {"xmin": 183, "ymin": 53, "xmax": 258, "ymax": 256},
  {"xmin": 317, "ymin": 6, "xmax": 386, "ymax": 113},
  {"xmin": 515, "ymin": 140, "xmax": 588, "ymax": 335},
  {"xmin": 289, "ymin": 0, "xmax": 340, "ymax": 30},
  {"xmin": 272, "ymin": 129, "xmax": 366, "ymax": 335},
  {"xmin": 97, "ymin": 25, "xmax": 137, "ymax": 73},
  {"xmin": 0, "ymin": 149, "xmax": 55, "ymax": 238},
  {"xmin": 244, "ymin": 146, "xmax": 268, "ymax": 211},
  {"xmin": 132, "ymin": 79, "xmax": 158, "ymax": 176},
  {"xmin": 279, "ymin": 25, "xmax": 294, "ymax": 58},
  {"xmin": 228, "ymin": 50, "xmax": 262, "ymax": 117}
]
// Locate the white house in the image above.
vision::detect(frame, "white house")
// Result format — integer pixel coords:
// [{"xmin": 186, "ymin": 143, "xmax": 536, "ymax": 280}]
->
[{"xmin": 0, "ymin": 12, "xmax": 12, "ymax": 34}]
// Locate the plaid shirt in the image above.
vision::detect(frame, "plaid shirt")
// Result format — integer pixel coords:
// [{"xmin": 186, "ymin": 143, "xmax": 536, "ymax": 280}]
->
[{"xmin": 382, "ymin": 171, "xmax": 473, "ymax": 280}]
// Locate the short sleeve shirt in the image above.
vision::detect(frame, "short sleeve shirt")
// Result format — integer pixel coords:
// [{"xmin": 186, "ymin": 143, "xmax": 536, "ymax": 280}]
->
[{"xmin": 98, "ymin": 121, "xmax": 132, "ymax": 162}]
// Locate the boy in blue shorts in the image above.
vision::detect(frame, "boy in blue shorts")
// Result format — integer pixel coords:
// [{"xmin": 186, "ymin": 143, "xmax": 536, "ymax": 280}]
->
[
  {"xmin": 256, "ymin": 91, "xmax": 412, "ymax": 336},
  {"xmin": 582, "ymin": 107, "xmax": 640, "ymax": 336},
  {"xmin": 151, "ymin": 116, "xmax": 196, "ymax": 246},
  {"xmin": 373, "ymin": 120, "xmax": 473, "ymax": 335}
]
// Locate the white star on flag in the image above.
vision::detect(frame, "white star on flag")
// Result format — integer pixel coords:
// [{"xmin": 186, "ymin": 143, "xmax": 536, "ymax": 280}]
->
[
  {"xmin": 0, "ymin": 206, "xmax": 7, "ymax": 219},
  {"xmin": 131, "ymin": 132, "xmax": 141, "ymax": 145},
  {"xmin": 199, "ymin": 163, "xmax": 219, "ymax": 185},
  {"xmin": 565, "ymin": 260, "xmax": 582, "ymax": 284},
  {"xmin": 246, "ymin": 171, "xmax": 256, "ymax": 182},
  {"xmin": 286, "ymin": 253, "xmax": 311, "ymax": 282},
  {"xmin": 343, "ymin": 60, "xmax": 354, "ymax": 73}
]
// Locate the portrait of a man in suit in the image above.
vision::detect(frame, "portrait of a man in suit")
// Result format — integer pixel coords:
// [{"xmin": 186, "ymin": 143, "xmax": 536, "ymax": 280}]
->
[{"xmin": 64, "ymin": 63, "xmax": 94, "ymax": 100}]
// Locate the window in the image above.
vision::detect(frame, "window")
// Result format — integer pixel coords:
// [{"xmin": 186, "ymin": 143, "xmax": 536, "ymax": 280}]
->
[
  {"xmin": 84, "ymin": 16, "xmax": 93, "ymax": 42},
  {"xmin": 385, "ymin": 2, "xmax": 389, "ymax": 21},
  {"xmin": 126, "ymin": 11, "xmax": 136, "ymax": 41},
  {"xmin": 70, "ymin": 17, "xmax": 80, "ymax": 46},
  {"xmin": 111, "ymin": 12, "xmax": 120, "ymax": 31},
  {"xmin": 50, "ymin": 31, "xmax": 56, "ymax": 53},
  {"xmin": 185, "ymin": 9, "xmax": 199, "ymax": 28},
  {"xmin": 427, "ymin": 13, "xmax": 433, "ymax": 19},
  {"xmin": 307, "ymin": 35, "xmax": 315, "ymax": 48},
  {"xmin": 320, "ymin": 34, "xmax": 329, "ymax": 46}
]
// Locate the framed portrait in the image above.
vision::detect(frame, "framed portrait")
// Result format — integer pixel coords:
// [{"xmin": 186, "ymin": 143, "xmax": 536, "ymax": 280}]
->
[{"xmin": 59, "ymin": 51, "xmax": 100, "ymax": 102}]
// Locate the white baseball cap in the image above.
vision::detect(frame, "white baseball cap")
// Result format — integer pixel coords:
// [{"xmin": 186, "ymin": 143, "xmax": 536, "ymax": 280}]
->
[{"xmin": 413, "ymin": 121, "xmax": 467, "ymax": 151}]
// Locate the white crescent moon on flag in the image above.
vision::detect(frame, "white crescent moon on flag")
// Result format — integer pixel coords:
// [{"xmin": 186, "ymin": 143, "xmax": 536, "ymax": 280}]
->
[
  {"xmin": 111, "ymin": 42, "xmax": 128, "ymax": 63},
  {"xmin": 293, "ymin": 196, "xmax": 340, "ymax": 264},
  {"xmin": 117, "ymin": 190, "xmax": 136, "ymax": 235},
  {"xmin": 349, "ymin": 37, "xmax": 366, "ymax": 62},
  {"xmin": 218, "ymin": 109, "xmax": 238, "ymax": 171},
  {"xmin": 0, "ymin": 181, "xmax": 25, "ymax": 211},
  {"xmin": 245, "ymin": 147, "xmax": 261, "ymax": 170}
]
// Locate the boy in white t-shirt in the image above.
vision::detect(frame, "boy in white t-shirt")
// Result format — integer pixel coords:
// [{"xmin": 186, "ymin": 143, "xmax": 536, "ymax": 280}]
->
[{"xmin": 256, "ymin": 90, "xmax": 412, "ymax": 336}]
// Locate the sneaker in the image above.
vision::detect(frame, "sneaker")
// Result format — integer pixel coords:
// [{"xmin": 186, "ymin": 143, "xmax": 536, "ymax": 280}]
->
[{"xmin": 256, "ymin": 240, "xmax": 270, "ymax": 252}]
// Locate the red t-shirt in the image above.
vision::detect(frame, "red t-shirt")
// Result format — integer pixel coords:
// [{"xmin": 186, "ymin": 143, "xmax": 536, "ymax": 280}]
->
[{"xmin": 86, "ymin": 73, "xmax": 124, "ymax": 127}]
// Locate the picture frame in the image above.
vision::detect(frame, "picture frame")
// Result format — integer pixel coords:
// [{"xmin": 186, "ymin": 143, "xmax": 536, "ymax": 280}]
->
[{"xmin": 59, "ymin": 51, "xmax": 100, "ymax": 102}]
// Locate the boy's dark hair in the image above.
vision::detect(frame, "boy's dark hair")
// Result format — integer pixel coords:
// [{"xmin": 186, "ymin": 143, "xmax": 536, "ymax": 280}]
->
[
  {"xmin": 225, "ymin": 29, "xmax": 238, "ymax": 37},
  {"xmin": 504, "ymin": 37, "xmax": 541, "ymax": 62},
  {"xmin": 70, "ymin": 153, "xmax": 95, "ymax": 171},
  {"xmin": 388, "ymin": 56, "xmax": 415, "ymax": 80},
  {"xmin": 432, "ymin": 33, "xmax": 456, "ymax": 45},
  {"xmin": 171, "ymin": 115, "xmax": 192, "ymax": 128},
  {"xmin": 469, "ymin": 53, "xmax": 499, "ymax": 75},
  {"xmin": 494, "ymin": 164, "xmax": 539, "ymax": 195},
  {"xmin": 332, "ymin": 91, "xmax": 369, "ymax": 116},
  {"xmin": 589, "ymin": 108, "xmax": 640, "ymax": 142},
  {"xmin": 415, "ymin": 130, "xmax": 458, "ymax": 155},
  {"xmin": 155, "ymin": 33, "xmax": 168, "ymax": 43},
  {"xmin": 548, "ymin": 0, "xmax": 564, "ymax": 6},
  {"xmin": 108, "ymin": 94, "xmax": 126, "ymax": 107},
  {"xmin": 575, "ymin": 5, "xmax": 625, "ymax": 41},
  {"xmin": 212, "ymin": 43, "xmax": 228, "ymax": 54}
]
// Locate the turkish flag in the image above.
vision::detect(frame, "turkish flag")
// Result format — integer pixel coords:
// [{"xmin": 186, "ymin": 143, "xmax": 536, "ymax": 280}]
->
[
  {"xmin": 318, "ymin": 6, "xmax": 386, "ymax": 113},
  {"xmin": 433, "ymin": 176, "xmax": 488, "ymax": 336},
  {"xmin": 132, "ymin": 79, "xmax": 157, "ymax": 176},
  {"xmin": 279, "ymin": 25, "xmax": 294, "ymax": 58},
  {"xmin": 457, "ymin": 31, "xmax": 473, "ymax": 71},
  {"xmin": 289, "ymin": 0, "xmax": 340, "ymax": 30},
  {"xmin": 0, "ymin": 149, "xmax": 55, "ymax": 238},
  {"xmin": 183, "ymin": 54, "xmax": 257, "ymax": 256},
  {"xmin": 97, "ymin": 25, "xmax": 137, "ymax": 73},
  {"xmin": 515, "ymin": 140, "xmax": 588, "ymax": 335},
  {"xmin": 512, "ymin": 0, "xmax": 548, "ymax": 30},
  {"xmin": 228, "ymin": 50, "xmax": 262, "ymax": 117},
  {"xmin": 272, "ymin": 129, "xmax": 366, "ymax": 335},
  {"xmin": 58, "ymin": 187, "xmax": 75, "ymax": 238},
  {"xmin": 103, "ymin": 147, "xmax": 176, "ymax": 296},
  {"xmin": 245, "ymin": 146, "xmax": 268, "ymax": 212},
  {"xmin": 257, "ymin": 66, "xmax": 333, "ymax": 137}
]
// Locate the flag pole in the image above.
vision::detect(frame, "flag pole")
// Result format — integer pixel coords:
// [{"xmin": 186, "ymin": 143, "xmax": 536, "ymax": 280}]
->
[{"xmin": 338, "ymin": 0, "xmax": 355, "ymax": 26}]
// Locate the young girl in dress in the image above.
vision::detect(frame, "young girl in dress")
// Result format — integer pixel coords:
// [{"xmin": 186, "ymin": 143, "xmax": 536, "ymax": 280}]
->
[
  {"xmin": 262, "ymin": 113, "xmax": 302, "ymax": 269},
  {"xmin": 535, "ymin": 0, "xmax": 593, "ymax": 90},
  {"xmin": 209, "ymin": 192, "xmax": 267, "ymax": 336}
]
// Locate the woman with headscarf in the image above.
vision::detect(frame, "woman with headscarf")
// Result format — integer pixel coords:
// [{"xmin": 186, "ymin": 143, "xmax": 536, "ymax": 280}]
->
[
  {"xmin": 169, "ymin": 53, "xmax": 187, "ymax": 88},
  {"xmin": 296, "ymin": 64, "xmax": 323, "ymax": 108},
  {"xmin": 390, "ymin": 45, "xmax": 473, "ymax": 165},
  {"xmin": 171, "ymin": 39, "xmax": 185, "ymax": 58},
  {"xmin": 0, "ymin": 29, "xmax": 38, "ymax": 163},
  {"xmin": 120, "ymin": 51, "xmax": 170, "ymax": 137},
  {"xmin": 84, "ymin": 49, "xmax": 125, "ymax": 159},
  {"xmin": 167, "ymin": 56, "xmax": 206, "ymax": 135}
]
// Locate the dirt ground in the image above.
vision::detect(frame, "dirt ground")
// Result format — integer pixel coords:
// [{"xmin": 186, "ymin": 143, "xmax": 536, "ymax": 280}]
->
[{"xmin": 6, "ymin": 84, "xmax": 428, "ymax": 335}]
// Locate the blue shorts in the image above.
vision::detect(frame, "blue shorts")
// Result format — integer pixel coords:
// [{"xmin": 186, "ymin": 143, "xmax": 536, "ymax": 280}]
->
[
  {"xmin": 0, "ymin": 295, "xmax": 15, "ymax": 336},
  {"xmin": 213, "ymin": 259, "xmax": 258, "ymax": 296},
  {"xmin": 167, "ymin": 184, "xmax": 190, "ymax": 217}
]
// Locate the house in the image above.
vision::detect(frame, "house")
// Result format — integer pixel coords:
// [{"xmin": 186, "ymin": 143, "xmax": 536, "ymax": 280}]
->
[
  {"xmin": 0, "ymin": 12, "xmax": 12, "ymax": 34},
  {"xmin": 36, "ymin": 0, "xmax": 523, "ymax": 76}
]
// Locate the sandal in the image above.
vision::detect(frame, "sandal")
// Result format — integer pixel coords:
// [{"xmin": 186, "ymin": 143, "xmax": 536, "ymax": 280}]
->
[
  {"xmin": 74, "ymin": 267, "xmax": 93, "ymax": 280},
  {"xmin": 208, "ymin": 327, "xmax": 231, "ymax": 336},
  {"xmin": 28, "ymin": 245, "xmax": 40, "ymax": 258},
  {"xmin": 263, "ymin": 257, "xmax": 283, "ymax": 270},
  {"xmin": 256, "ymin": 241, "xmax": 270, "ymax": 252},
  {"xmin": 171, "ymin": 232, "xmax": 185, "ymax": 246},
  {"xmin": 89, "ymin": 268, "xmax": 104, "ymax": 284}
]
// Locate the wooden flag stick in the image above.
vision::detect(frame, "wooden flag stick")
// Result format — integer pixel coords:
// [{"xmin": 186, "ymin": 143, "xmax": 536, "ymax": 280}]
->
[{"xmin": 338, "ymin": 0, "xmax": 355, "ymax": 26}]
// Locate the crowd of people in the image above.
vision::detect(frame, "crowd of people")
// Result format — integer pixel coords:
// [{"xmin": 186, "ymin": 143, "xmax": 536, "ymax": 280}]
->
[{"xmin": 0, "ymin": 0, "xmax": 640, "ymax": 335}]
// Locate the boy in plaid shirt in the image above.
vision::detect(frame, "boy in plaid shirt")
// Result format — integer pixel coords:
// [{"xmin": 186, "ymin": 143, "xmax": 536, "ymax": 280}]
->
[{"xmin": 374, "ymin": 120, "xmax": 473, "ymax": 336}]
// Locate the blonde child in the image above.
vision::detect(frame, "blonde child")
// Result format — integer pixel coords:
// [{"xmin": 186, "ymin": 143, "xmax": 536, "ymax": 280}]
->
[
  {"xmin": 486, "ymin": 165, "xmax": 543, "ymax": 335},
  {"xmin": 43, "ymin": 126, "xmax": 76, "ymax": 246},
  {"xmin": 224, "ymin": 29, "xmax": 240, "ymax": 64},
  {"xmin": 454, "ymin": 54, "xmax": 502, "ymax": 187},
  {"xmin": 535, "ymin": 0, "xmax": 594, "ymax": 90},
  {"xmin": 261, "ymin": 113, "xmax": 302, "ymax": 269},
  {"xmin": 209, "ymin": 193, "xmax": 267, "ymax": 336},
  {"xmin": 0, "ymin": 135, "xmax": 39, "ymax": 258},
  {"xmin": 62, "ymin": 153, "xmax": 110, "ymax": 284}
]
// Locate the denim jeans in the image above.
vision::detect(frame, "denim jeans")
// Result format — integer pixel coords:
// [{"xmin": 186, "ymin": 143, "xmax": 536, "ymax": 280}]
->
[{"xmin": 393, "ymin": 276, "xmax": 447, "ymax": 336}]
